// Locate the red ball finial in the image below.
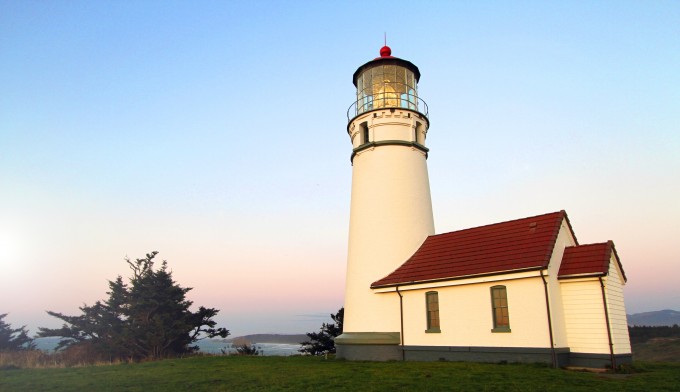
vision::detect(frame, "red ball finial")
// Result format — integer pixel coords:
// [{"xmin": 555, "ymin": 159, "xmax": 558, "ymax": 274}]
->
[{"xmin": 379, "ymin": 45, "xmax": 392, "ymax": 57}]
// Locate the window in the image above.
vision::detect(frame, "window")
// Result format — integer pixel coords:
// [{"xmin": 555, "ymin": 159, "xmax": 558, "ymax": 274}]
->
[
  {"xmin": 359, "ymin": 122, "xmax": 369, "ymax": 145},
  {"xmin": 491, "ymin": 286, "xmax": 511, "ymax": 332},
  {"xmin": 425, "ymin": 291, "xmax": 440, "ymax": 333},
  {"xmin": 415, "ymin": 121, "xmax": 425, "ymax": 144}
]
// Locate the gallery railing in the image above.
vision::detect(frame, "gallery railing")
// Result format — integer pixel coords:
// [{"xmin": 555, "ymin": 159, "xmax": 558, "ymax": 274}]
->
[{"xmin": 347, "ymin": 93, "xmax": 429, "ymax": 123}]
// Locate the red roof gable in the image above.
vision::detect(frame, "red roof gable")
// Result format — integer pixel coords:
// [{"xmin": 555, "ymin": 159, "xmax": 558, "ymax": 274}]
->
[
  {"xmin": 558, "ymin": 241, "xmax": 626, "ymax": 281},
  {"xmin": 371, "ymin": 211, "xmax": 572, "ymax": 288}
]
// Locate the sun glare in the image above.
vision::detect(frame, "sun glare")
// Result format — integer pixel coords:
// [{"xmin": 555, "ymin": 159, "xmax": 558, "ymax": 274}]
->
[{"xmin": 0, "ymin": 228, "xmax": 21, "ymax": 265}]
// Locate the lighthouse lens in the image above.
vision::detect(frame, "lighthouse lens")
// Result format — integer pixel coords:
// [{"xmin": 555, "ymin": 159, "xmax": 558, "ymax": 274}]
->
[
  {"xmin": 349, "ymin": 56, "xmax": 427, "ymax": 121},
  {"xmin": 354, "ymin": 65, "xmax": 417, "ymax": 115}
]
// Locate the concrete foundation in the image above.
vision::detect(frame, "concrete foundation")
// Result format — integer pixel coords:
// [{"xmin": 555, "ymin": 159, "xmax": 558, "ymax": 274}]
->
[
  {"xmin": 336, "ymin": 343, "xmax": 632, "ymax": 368},
  {"xmin": 403, "ymin": 345, "xmax": 570, "ymax": 367},
  {"xmin": 568, "ymin": 352, "xmax": 633, "ymax": 368},
  {"xmin": 335, "ymin": 332, "xmax": 402, "ymax": 361}
]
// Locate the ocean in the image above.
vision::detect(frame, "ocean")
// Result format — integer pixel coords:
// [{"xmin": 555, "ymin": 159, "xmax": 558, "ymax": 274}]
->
[
  {"xmin": 33, "ymin": 337, "xmax": 302, "ymax": 356},
  {"xmin": 197, "ymin": 340, "xmax": 302, "ymax": 356}
]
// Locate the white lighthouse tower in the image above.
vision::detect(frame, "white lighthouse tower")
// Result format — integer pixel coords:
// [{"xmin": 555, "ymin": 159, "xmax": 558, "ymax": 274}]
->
[{"xmin": 335, "ymin": 46, "xmax": 435, "ymax": 360}]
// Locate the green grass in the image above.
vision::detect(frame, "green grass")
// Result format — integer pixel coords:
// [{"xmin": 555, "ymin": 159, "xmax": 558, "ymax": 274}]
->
[
  {"xmin": 633, "ymin": 338, "xmax": 680, "ymax": 362},
  {"xmin": 1, "ymin": 356, "xmax": 679, "ymax": 391}
]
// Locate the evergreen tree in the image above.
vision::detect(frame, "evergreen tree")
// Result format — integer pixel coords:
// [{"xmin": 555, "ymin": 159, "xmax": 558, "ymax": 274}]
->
[
  {"xmin": 299, "ymin": 307, "xmax": 343, "ymax": 355},
  {"xmin": 0, "ymin": 314, "xmax": 34, "ymax": 351},
  {"xmin": 235, "ymin": 343, "xmax": 260, "ymax": 355},
  {"xmin": 38, "ymin": 252, "xmax": 229, "ymax": 361}
]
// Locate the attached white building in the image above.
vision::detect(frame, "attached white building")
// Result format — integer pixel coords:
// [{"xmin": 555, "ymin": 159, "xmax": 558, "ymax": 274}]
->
[{"xmin": 367, "ymin": 211, "xmax": 631, "ymax": 367}]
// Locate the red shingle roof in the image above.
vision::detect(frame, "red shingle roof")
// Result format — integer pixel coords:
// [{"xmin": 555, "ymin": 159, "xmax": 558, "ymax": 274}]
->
[
  {"xmin": 371, "ymin": 211, "xmax": 572, "ymax": 288},
  {"xmin": 558, "ymin": 241, "xmax": 626, "ymax": 281}
]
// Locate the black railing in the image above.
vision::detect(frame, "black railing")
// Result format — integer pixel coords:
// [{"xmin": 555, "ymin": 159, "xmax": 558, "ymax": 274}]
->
[{"xmin": 347, "ymin": 93, "xmax": 428, "ymax": 123}]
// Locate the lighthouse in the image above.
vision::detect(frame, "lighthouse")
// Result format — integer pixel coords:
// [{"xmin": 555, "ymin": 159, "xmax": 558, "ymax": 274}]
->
[
  {"xmin": 333, "ymin": 46, "xmax": 632, "ymax": 367},
  {"xmin": 335, "ymin": 46, "xmax": 435, "ymax": 361}
]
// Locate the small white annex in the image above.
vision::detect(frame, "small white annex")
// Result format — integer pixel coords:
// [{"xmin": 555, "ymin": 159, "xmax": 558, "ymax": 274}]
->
[{"xmin": 334, "ymin": 46, "xmax": 632, "ymax": 367}]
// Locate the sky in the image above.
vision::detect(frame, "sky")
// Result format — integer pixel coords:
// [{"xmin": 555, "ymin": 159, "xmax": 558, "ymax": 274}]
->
[{"xmin": 1, "ymin": 1, "xmax": 678, "ymax": 337}]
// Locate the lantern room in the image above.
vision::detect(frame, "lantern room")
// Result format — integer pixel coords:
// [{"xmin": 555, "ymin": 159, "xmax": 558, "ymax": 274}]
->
[{"xmin": 347, "ymin": 45, "xmax": 428, "ymax": 122}]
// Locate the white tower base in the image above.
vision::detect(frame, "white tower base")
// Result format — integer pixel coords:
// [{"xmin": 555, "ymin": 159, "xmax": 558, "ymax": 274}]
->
[{"xmin": 337, "ymin": 107, "xmax": 434, "ymax": 360}]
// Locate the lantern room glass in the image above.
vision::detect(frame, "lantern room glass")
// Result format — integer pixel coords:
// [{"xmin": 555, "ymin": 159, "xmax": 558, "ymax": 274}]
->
[{"xmin": 355, "ymin": 65, "xmax": 418, "ymax": 115}]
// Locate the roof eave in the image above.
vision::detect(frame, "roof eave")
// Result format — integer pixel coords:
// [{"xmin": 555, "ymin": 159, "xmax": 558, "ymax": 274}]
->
[
  {"xmin": 557, "ymin": 272, "xmax": 607, "ymax": 280},
  {"xmin": 371, "ymin": 266, "xmax": 545, "ymax": 289}
]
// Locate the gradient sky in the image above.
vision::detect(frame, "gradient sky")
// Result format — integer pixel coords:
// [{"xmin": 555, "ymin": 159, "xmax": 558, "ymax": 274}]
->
[{"xmin": 1, "ymin": 1, "xmax": 678, "ymax": 337}]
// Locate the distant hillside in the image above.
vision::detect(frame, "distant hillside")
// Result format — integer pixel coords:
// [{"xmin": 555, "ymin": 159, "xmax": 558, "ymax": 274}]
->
[
  {"xmin": 627, "ymin": 309, "xmax": 680, "ymax": 326},
  {"xmin": 222, "ymin": 334, "xmax": 308, "ymax": 344},
  {"xmin": 629, "ymin": 324, "xmax": 680, "ymax": 362}
]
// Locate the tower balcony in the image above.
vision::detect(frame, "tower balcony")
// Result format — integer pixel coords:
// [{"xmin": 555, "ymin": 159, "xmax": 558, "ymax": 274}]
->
[{"xmin": 347, "ymin": 93, "xmax": 429, "ymax": 123}]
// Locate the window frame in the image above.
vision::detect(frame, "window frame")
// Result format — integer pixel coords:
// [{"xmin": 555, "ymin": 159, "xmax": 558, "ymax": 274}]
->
[
  {"xmin": 359, "ymin": 121, "xmax": 369, "ymax": 145},
  {"xmin": 490, "ymin": 285, "xmax": 511, "ymax": 333},
  {"xmin": 425, "ymin": 291, "xmax": 441, "ymax": 333}
]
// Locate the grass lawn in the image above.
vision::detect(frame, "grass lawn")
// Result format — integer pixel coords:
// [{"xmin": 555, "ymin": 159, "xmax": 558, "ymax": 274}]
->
[{"xmin": 1, "ymin": 356, "xmax": 679, "ymax": 391}]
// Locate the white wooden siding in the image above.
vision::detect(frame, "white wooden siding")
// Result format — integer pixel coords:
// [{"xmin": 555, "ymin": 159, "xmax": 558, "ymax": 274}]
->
[
  {"xmin": 560, "ymin": 279, "xmax": 610, "ymax": 354},
  {"xmin": 604, "ymin": 254, "xmax": 631, "ymax": 354},
  {"xmin": 544, "ymin": 220, "xmax": 578, "ymax": 347}
]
